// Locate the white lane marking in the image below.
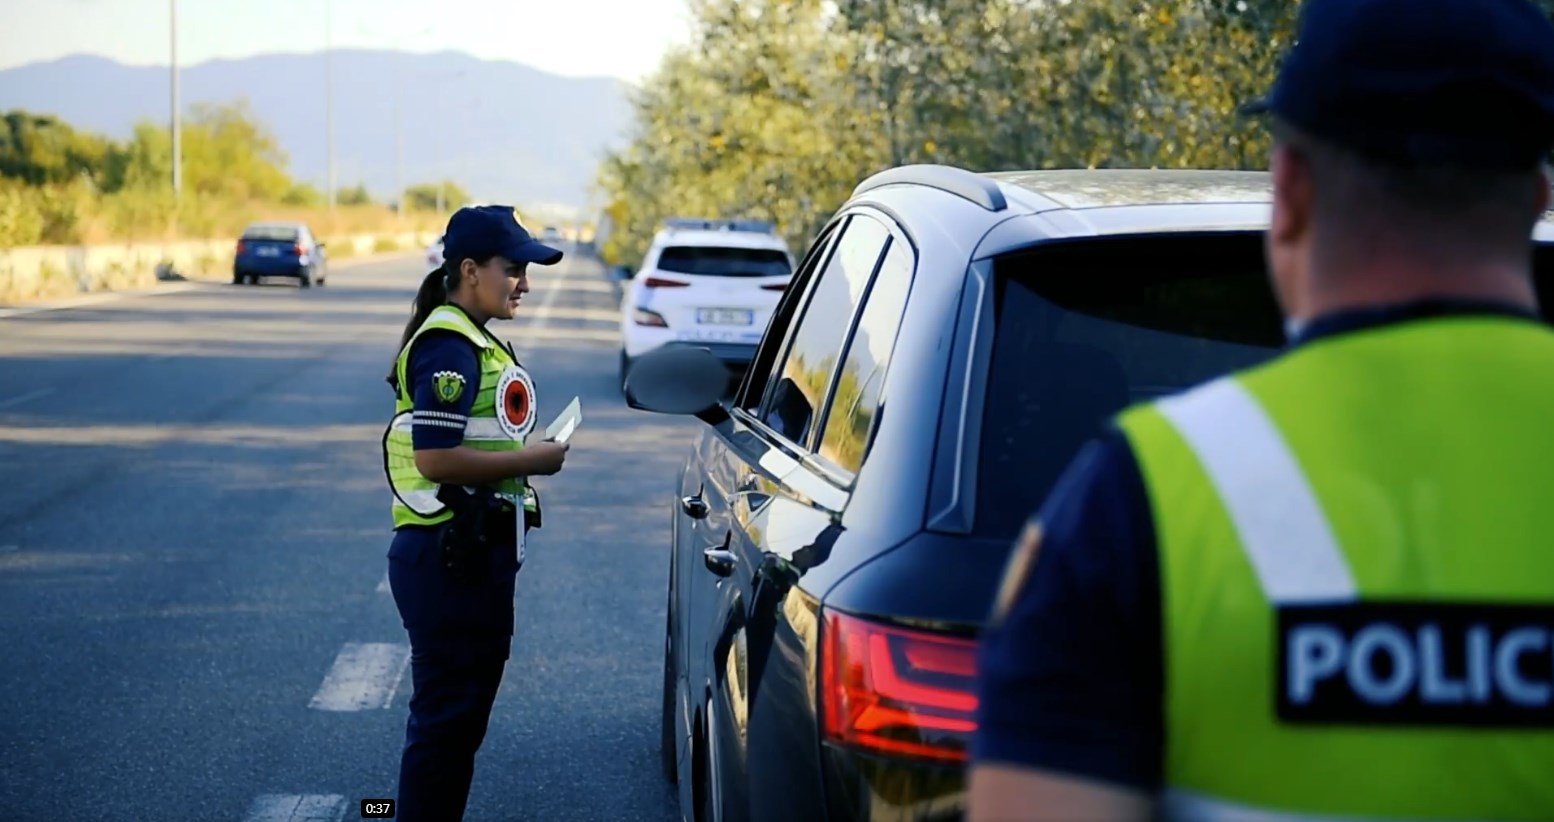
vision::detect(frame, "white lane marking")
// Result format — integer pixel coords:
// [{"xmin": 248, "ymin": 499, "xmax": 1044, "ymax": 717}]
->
[
  {"xmin": 243, "ymin": 794, "xmax": 346, "ymax": 822},
  {"xmin": 0, "ymin": 387, "xmax": 54, "ymax": 411},
  {"xmin": 308, "ymin": 642, "xmax": 411, "ymax": 712},
  {"xmin": 376, "ymin": 572, "xmax": 390, "ymax": 594},
  {"xmin": 521, "ymin": 256, "xmax": 572, "ymax": 337}
]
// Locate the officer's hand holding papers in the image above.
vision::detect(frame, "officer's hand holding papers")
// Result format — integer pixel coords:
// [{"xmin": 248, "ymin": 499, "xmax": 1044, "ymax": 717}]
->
[
  {"xmin": 513, "ymin": 398, "xmax": 578, "ymax": 476},
  {"xmin": 543, "ymin": 396, "xmax": 582, "ymax": 445}
]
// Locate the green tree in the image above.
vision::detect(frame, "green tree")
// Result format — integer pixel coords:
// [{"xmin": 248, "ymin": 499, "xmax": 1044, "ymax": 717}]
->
[
  {"xmin": 0, "ymin": 110, "xmax": 125, "ymax": 189},
  {"xmin": 121, "ymin": 100, "xmax": 292, "ymax": 201},
  {"xmin": 337, "ymin": 183, "xmax": 373, "ymax": 206},
  {"xmin": 281, "ymin": 182, "xmax": 323, "ymax": 207},
  {"xmin": 600, "ymin": 0, "xmax": 880, "ymax": 266},
  {"xmin": 599, "ymin": 0, "xmax": 1319, "ymax": 263},
  {"xmin": 404, "ymin": 180, "xmax": 470, "ymax": 212}
]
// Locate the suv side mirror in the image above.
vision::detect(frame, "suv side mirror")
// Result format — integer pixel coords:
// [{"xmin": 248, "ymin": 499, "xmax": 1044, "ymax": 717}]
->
[{"xmin": 625, "ymin": 346, "xmax": 730, "ymax": 426}]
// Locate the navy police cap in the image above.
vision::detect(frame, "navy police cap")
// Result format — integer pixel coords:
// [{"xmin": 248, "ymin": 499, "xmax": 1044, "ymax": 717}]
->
[
  {"xmin": 1245, "ymin": 0, "xmax": 1554, "ymax": 168},
  {"xmin": 442, "ymin": 205, "xmax": 563, "ymax": 268}
]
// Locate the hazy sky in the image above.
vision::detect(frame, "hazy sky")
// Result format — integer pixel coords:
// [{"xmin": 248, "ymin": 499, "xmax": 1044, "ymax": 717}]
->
[{"xmin": 0, "ymin": 0, "xmax": 693, "ymax": 82}]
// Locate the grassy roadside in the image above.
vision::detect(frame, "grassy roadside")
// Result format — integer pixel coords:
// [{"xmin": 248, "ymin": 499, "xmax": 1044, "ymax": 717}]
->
[{"xmin": 0, "ymin": 229, "xmax": 434, "ymax": 306}]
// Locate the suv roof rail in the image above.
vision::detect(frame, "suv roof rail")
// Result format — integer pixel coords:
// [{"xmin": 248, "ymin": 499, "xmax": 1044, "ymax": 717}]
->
[
  {"xmin": 852, "ymin": 164, "xmax": 1008, "ymax": 212},
  {"xmin": 662, "ymin": 217, "xmax": 778, "ymax": 234}
]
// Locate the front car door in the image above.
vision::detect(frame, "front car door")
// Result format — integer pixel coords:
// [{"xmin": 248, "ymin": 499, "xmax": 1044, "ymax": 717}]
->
[
  {"xmin": 671, "ymin": 222, "xmax": 841, "ymax": 818},
  {"xmin": 698, "ymin": 211, "xmax": 916, "ymax": 821}
]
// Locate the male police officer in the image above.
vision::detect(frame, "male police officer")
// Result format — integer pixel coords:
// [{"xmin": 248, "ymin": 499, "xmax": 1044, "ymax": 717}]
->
[{"xmin": 969, "ymin": 1, "xmax": 1554, "ymax": 819}]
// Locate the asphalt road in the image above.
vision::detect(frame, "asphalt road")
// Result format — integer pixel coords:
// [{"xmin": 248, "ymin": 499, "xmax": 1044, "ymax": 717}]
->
[{"xmin": 0, "ymin": 253, "xmax": 694, "ymax": 821}]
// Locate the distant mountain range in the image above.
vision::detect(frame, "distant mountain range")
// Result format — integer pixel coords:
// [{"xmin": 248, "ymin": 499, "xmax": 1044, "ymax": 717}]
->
[{"xmin": 0, "ymin": 51, "xmax": 634, "ymax": 208}]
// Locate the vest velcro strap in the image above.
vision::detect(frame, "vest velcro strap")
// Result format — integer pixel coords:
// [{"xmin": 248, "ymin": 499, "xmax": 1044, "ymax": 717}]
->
[{"xmin": 1157, "ymin": 377, "xmax": 1357, "ymax": 604}]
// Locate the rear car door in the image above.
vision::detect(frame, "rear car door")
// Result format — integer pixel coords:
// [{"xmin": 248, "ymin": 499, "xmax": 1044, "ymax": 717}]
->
[{"xmin": 697, "ymin": 212, "xmax": 903, "ymax": 820}]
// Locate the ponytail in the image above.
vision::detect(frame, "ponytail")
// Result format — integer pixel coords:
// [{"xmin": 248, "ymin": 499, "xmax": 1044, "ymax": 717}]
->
[{"xmin": 386, "ymin": 266, "xmax": 452, "ymax": 386}]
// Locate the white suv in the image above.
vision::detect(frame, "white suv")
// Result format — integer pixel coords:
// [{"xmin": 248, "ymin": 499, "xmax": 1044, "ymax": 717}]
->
[{"xmin": 618, "ymin": 219, "xmax": 794, "ymax": 386}]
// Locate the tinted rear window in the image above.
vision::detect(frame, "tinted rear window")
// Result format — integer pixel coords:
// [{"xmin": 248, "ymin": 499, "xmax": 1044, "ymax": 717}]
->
[
  {"xmin": 242, "ymin": 225, "xmax": 300, "ymax": 241},
  {"xmin": 976, "ymin": 234, "xmax": 1284, "ymax": 539},
  {"xmin": 657, "ymin": 246, "xmax": 791, "ymax": 277}
]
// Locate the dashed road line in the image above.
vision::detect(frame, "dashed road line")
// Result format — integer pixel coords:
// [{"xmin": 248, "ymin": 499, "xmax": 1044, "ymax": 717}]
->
[
  {"xmin": 243, "ymin": 794, "xmax": 347, "ymax": 822},
  {"xmin": 0, "ymin": 387, "xmax": 54, "ymax": 411},
  {"xmin": 521, "ymin": 255, "xmax": 573, "ymax": 338},
  {"xmin": 308, "ymin": 642, "xmax": 410, "ymax": 712}
]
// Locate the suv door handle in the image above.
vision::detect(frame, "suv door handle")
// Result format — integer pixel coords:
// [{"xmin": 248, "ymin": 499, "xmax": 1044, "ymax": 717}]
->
[
  {"xmin": 703, "ymin": 547, "xmax": 737, "ymax": 577},
  {"xmin": 680, "ymin": 494, "xmax": 710, "ymax": 520}
]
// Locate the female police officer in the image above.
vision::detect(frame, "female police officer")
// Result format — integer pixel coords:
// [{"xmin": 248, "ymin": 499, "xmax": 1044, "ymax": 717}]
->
[{"xmin": 382, "ymin": 205, "xmax": 569, "ymax": 821}]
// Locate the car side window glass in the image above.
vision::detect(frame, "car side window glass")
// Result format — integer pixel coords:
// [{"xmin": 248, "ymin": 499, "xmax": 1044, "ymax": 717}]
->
[
  {"xmin": 815, "ymin": 238, "xmax": 913, "ymax": 474},
  {"xmin": 760, "ymin": 214, "xmax": 891, "ymax": 446},
  {"xmin": 736, "ymin": 224, "xmax": 840, "ymax": 411}
]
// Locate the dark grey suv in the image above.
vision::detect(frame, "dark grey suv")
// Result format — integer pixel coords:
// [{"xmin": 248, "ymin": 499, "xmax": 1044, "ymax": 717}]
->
[{"xmin": 625, "ymin": 165, "xmax": 1554, "ymax": 822}]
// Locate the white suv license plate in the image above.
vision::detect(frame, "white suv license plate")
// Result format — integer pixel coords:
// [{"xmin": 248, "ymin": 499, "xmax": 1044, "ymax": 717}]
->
[{"xmin": 696, "ymin": 308, "xmax": 754, "ymax": 326}]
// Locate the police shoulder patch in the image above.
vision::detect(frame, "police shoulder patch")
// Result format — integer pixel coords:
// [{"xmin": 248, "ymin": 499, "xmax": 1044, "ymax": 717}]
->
[
  {"xmin": 992, "ymin": 521, "xmax": 1044, "ymax": 625},
  {"xmin": 432, "ymin": 370, "xmax": 466, "ymax": 404}
]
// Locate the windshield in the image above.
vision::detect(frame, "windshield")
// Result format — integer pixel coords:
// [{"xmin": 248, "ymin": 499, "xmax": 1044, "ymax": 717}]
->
[
  {"xmin": 656, "ymin": 246, "xmax": 791, "ymax": 277},
  {"xmin": 976, "ymin": 233, "xmax": 1286, "ymax": 539},
  {"xmin": 241, "ymin": 225, "xmax": 300, "ymax": 241}
]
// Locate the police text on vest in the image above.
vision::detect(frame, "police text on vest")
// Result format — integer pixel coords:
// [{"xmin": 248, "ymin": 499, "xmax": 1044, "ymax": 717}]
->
[{"xmin": 1277, "ymin": 603, "xmax": 1553, "ymax": 726}]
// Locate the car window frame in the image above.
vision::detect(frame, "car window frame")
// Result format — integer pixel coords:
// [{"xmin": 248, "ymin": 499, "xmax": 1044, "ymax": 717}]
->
[
  {"xmin": 929, "ymin": 229, "xmax": 1294, "ymax": 536},
  {"xmin": 752, "ymin": 211, "xmax": 892, "ymax": 452},
  {"xmin": 733, "ymin": 221, "xmax": 844, "ymax": 412},
  {"xmin": 807, "ymin": 221, "xmax": 918, "ymax": 483}
]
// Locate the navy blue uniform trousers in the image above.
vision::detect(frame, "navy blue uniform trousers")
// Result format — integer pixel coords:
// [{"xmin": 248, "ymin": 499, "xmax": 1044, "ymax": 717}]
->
[{"xmin": 388, "ymin": 525, "xmax": 519, "ymax": 822}]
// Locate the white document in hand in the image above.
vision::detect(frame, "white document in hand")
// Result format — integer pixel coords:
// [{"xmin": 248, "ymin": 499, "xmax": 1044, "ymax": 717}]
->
[{"xmin": 544, "ymin": 396, "xmax": 582, "ymax": 444}]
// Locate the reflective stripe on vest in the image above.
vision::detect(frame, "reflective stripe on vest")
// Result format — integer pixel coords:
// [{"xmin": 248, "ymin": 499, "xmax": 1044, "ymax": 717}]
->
[
  {"xmin": 389, "ymin": 412, "xmax": 518, "ymax": 443},
  {"xmin": 1155, "ymin": 377, "xmax": 1357, "ymax": 604},
  {"xmin": 1160, "ymin": 789, "xmax": 1456, "ymax": 822}
]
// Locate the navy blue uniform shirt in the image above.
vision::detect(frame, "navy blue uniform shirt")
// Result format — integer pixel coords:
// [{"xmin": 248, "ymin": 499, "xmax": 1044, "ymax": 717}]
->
[
  {"xmin": 406, "ymin": 330, "xmax": 480, "ymax": 451},
  {"xmin": 972, "ymin": 299, "xmax": 1545, "ymax": 790}
]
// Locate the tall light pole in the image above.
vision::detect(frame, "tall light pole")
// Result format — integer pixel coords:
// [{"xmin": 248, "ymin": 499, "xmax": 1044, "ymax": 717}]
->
[
  {"xmin": 325, "ymin": 0, "xmax": 336, "ymax": 214},
  {"xmin": 397, "ymin": 26, "xmax": 435, "ymax": 217},
  {"xmin": 394, "ymin": 52, "xmax": 404, "ymax": 220},
  {"xmin": 170, "ymin": 0, "xmax": 181, "ymax": 203}
]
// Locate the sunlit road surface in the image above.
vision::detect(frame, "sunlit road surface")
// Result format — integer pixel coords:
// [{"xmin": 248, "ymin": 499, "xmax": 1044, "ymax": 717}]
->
[{"xmin": 0, "ymin": 253, "xmax": 688, "ymax": 821}]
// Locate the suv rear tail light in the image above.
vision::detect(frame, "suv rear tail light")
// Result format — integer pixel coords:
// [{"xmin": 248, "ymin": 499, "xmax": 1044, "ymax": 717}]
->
[
  {"xmin": 760, "ymin": 281, "xmax": 790, "ymax": 292},
  {"xmin": 822, "ymin": 610, "xmax": 978, "ymax": 763},
  {"xmin": 643, "ymin": 276, "xmax": 690, "ymax": 289},
  {"xmin": 293, "ymin": 243, "xmax": 305, "ymax": 256},
  {"xmin": 632, "ymin": 307, "xmax": 669, "ymax": 328},
  {"xmin": 236, "ymin": 240, "xmax": 247, "ymax": 255}
]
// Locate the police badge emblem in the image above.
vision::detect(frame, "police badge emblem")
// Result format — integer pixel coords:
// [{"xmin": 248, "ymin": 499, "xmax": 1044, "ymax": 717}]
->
[
  {"xmin": 494, "ymin": 365, "xmax": 537, "ymax": 440},
  {"xmin": 433, "ymin": 371, "xmax": 466, "ymax": 404}
]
